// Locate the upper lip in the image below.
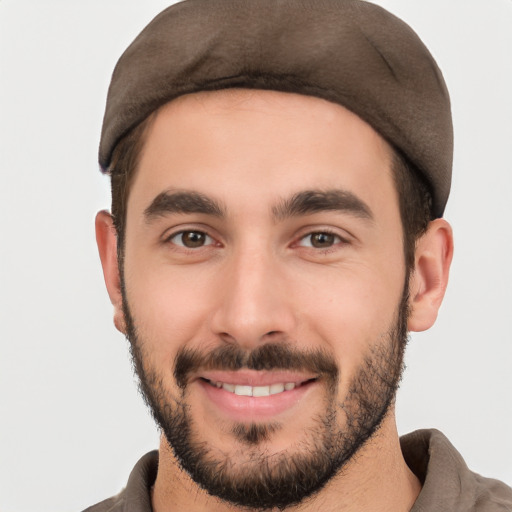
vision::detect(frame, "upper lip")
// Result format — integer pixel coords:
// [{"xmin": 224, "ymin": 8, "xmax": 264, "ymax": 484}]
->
[{"xmin": 196, "ymin": 370, "xmax": 318, "ymax": 387}]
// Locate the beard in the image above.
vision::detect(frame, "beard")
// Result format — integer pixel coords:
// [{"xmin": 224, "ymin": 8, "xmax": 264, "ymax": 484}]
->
[{"xmin": 121, "ymin": 279, "xmax": 409, "ymax": 510}]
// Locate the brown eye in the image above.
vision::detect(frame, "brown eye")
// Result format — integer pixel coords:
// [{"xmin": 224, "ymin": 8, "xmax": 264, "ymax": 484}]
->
[
  {"xmin": 170, "ymin": 231, "xmax": 213, "ymax": 248},
  {"xmin": 299, "ymin": 232, "xmax": 340, "ymax": 249}
]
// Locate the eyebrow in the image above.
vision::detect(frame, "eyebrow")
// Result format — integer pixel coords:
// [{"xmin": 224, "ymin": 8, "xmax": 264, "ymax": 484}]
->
[
  {"xmin": 144, "ymin": 190, "xmax": 225, "ymax": 222},
  {"xmin": 272, "ymin": 189, "xmax": 374, "ymax": 222},
  {"xmin": 143, "ymin": 188, "xmax": 373, "ymax": 224}
]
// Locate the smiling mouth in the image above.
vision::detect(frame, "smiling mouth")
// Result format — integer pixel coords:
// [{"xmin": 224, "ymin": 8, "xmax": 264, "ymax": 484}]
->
[{"xmin": 201, "ymin": 378, "xmax": 317, "ymax": 397}]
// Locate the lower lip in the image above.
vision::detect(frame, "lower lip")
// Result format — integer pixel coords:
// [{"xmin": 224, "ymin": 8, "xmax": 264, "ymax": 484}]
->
[{"xmin": 198, "ymin": 379, "xmax": 317, "ymax": 421}]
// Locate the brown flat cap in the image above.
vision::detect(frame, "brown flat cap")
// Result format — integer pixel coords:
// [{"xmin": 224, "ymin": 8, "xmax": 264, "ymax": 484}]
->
[{"xmin": 100, "ymin": 0, "xmax": 453, "ymax": 217}]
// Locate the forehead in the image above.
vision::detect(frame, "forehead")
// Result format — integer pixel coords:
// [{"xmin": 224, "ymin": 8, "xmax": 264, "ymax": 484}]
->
[{"xmin": 130, "ymin": 89, "xmax": 397, "ymax": 215}]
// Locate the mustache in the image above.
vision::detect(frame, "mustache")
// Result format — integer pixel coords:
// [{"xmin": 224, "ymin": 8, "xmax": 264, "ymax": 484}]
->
[{"xmin": 174, "ymin": 342, "xmax": 339, "ymax": 389}]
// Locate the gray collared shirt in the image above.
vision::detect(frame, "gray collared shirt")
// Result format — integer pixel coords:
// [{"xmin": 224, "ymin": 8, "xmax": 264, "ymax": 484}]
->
[{"xmin": 83, "ymin": 429, "xmax": 512, "ymax": 511}]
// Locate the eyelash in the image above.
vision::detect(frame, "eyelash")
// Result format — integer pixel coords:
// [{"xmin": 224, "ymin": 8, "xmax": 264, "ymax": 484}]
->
[
  {"xmin": 164, "ymin": 228, "xmax": 348, "ymax": 253},
  {"xmin": 165, "ymin": 230, "xmax": 216, "ymax": 249},
  {"xmin": 295, "ymin": 229, "xmax": 346, "ymax": 251}
]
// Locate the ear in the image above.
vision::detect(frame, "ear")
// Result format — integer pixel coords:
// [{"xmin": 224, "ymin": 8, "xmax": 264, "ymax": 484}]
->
[
  {"xmin": 95, "ymin": 210, "xmax": 126, "ymax": 334},
  {"xmin": 407, "ymin": 218, "xmax": 454, "ymax": 332}
]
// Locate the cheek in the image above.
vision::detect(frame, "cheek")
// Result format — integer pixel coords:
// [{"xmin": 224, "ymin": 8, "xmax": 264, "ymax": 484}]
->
[
  {"xmin": 293, "ymin": 260, "xmax": 405, "ymax": 380},
  {"xmin": 123, "ymin": 258, "xmax": 221, "ymax": 365}
]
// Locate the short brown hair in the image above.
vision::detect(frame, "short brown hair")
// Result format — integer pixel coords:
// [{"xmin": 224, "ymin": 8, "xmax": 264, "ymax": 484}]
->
[{"xmin": 108, "ymin": 114, "xmax": 155, "ymax": 266}]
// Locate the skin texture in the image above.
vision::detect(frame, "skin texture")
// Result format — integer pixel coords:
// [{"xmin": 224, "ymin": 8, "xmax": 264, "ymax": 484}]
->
[{"xmin": 96, "ymin": 89, "xmax": 453, "ymax": 511}]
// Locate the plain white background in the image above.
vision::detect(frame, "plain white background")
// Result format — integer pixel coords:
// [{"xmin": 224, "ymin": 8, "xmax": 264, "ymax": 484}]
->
[{"xmin": 0, "ymin": 1, "xmax": 511, "ymax": 511}]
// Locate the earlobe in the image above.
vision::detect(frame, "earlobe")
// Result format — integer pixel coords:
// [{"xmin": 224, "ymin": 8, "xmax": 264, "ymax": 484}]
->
[
  {"xmin": 407, "ymin": 218, "xmax": 454, "ymax": 332},
  {"xmin": 95, "ymin": 210, "xmax": 127, "ymax": 334}
]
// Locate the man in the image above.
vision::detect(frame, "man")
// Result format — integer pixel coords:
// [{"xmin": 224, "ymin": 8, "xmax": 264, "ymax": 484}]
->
[{"xmin": 88, "ymin": 0, "xmax": 512, "ymax": 510}]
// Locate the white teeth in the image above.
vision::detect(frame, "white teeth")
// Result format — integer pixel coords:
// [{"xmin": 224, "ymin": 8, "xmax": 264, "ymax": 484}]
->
[
  {"xmin": 269, "ymin": 383, "xmax": 285, "ymax": 395},
  {"xmin": 252, "ymin": 385, "xmax": 270, "ymax": 397},
  {"xmin": 214, "ymin": 381, "xmax": 299, "ymax": 397},
  {"xmin": 234, "ymin": 385, "xmax": 253, "ymax": 396}
]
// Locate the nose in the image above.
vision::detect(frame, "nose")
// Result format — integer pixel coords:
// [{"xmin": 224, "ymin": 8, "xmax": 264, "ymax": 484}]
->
[{"xmin": 210, "ymin": 246, "xmax": 297, "ymax": 349}]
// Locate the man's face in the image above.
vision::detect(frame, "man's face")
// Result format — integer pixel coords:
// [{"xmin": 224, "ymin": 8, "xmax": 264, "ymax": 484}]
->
[{"xmin": 121, "ymin": 90, "xmax": 409, "ymax": 508}]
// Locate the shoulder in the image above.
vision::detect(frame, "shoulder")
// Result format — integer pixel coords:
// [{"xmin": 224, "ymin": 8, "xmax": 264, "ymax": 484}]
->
[
  {"xmin": 82, "ymin": 493, "xmax": 125, "ymax": 512},
  {"xmin": 402, "ymin": 429, "xmax": 512, "ymax": 512},
  {"xmin": 81, "ymin": 451, "xmax": 158, "ymax": 512},
  {"xmin": 471, "ymin": 473, "xmax": 512, "ymax": 512}
]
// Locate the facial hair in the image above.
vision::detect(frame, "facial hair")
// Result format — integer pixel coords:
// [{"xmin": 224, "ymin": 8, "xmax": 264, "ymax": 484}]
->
[{"xmin": 121, "ymin": 280, "xmax": 409, "ymax": 510}]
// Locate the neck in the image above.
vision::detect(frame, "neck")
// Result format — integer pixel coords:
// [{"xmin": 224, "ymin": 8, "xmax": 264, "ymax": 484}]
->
[{"xmin": 152, "ymin": 411, "xmax": 421, "ymax": 512}]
